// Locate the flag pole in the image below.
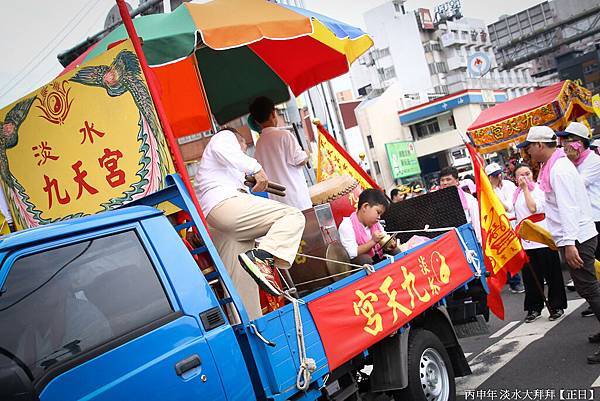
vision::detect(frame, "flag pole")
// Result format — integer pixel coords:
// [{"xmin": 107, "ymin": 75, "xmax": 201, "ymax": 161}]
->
[{"xmin": 115, "ymin": 0, "xmax": 210, "ymax": 230}]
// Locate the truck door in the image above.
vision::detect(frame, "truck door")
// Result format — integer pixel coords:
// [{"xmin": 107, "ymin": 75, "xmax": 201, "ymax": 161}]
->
[{"xmin": 0, "ymin": 228, "xmax": 228, "ymax": 401}]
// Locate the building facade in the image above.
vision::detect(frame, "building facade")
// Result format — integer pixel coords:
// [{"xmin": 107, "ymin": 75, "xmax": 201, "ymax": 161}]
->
[{"xmin": 351, "ymin": 1, "xmax": 537, "ymax": 190}]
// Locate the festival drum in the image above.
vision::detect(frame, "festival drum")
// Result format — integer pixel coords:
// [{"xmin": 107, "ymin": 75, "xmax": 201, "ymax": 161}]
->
[
  {"xmin": 309, "ymin": 174, "xmax": 362, "ymax": 227},
  {"xmin": 289, "ymin": 204, "xmax": 352, "ymax": 295}
]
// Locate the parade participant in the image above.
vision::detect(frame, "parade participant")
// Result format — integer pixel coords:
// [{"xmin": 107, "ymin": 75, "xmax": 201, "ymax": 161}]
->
[
  {"xmin": 591, "ymin": 139, "xmax": 599, "ymax": 155},
  {"xmin": 195, "ymin": 128, "xmax": 305, "ymax": 320},
  {"xmin": 249, "ymin": 96, "xmax": 312, "ymax": 210},
  {"xmin": 557, "ymin": 122, "xmax": 600, "ymax": 318},
  {"xmin": 338, "ymin": 188, "xmax": 398, "ymax": 265},
  {"xmin": 390, "ymin": 188, "xmax": 402, "ymax": 203},
  {"xmin": 485, "ymin": 162, "xmax": 524, "ymax": 293},
  {"xmin": 439, "ymin": 167, "xmax": 481, "ymax": 243},
  {"xmin": 485, "ymin": 162, "xmax": 517, "ymax": 216},
  {"xmin": 512, "ymin": 163, "xmax": 567, "ymax": 322},
  {"xmin": 518, "ymin": 126, "xmax": 600, "ymax": 363}
]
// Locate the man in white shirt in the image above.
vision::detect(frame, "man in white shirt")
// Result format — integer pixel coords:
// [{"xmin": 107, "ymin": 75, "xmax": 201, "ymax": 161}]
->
[
  {"xmin": 195, "ymin": 129, "xmax": 305, "ymax": 320},
  {"xmin": 519, "ymin": 125, "xmax": 600, "ymax": 364},
  {"xmin": 249, "ymin": 97, "xmax": 312, "ymax": 210},
  {"xmin": 439, "ymin": 167, "xmax": 481, "ymax": 243},
  {"xmin": 485, "ymin": 162, "xmax": 517, "ymax": 218}
]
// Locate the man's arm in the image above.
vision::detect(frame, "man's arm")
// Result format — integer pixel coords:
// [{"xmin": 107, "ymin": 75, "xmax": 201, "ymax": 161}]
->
[
  {"xmin": 284, "ymin": 131, "xmax": 309, "ymax": 167},
  {"xmin": 551, "ymin": 166, "xmax": 582, "ymax": 247}
]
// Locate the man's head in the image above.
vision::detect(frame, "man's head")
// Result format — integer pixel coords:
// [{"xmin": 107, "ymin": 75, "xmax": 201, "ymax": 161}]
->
[
  {"xmin": 439, "ymin": 166, "xmax": 460, "ymax": 189},
  {"xmin": 556, "ymin": 122, "xmax": 591, "ymax": 162},
  {"xmin": 516, "ymin": 125, "xmax": 557, "ymax": 163},
  {"xmin": 390, "ymin": 188, "xmax": 402, "ymax": 203},
  {"xmin": 357, "ymin": 188, "xmax": 389, "ymax": 227},
  {"xmin": 484, "ymin": 162, "xmax": 503, "ymax": 186},
  {"xmin": 249, "ymin": 96, "xmax": 277, "ymax": 129}
]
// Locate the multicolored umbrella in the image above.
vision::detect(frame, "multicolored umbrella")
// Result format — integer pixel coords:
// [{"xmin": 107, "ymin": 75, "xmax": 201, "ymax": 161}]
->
[{"xmin": 77, "ymin": 0, "xmax": 373, "ymax": 125}]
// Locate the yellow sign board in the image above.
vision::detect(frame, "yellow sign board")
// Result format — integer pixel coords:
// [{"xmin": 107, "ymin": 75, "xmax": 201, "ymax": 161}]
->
[
  {"xmin": 593, "ymin": 94, "xmax": 600, "ymax": 118},
  {"xmin": 0, "ymin": 41, "xmax": 174, "ymax": 230}
]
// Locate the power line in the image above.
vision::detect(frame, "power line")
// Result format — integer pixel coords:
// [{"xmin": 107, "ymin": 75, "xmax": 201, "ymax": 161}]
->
[{"xmin": 0, "ymin": 0, "xmax": 104, "ymax": 101}]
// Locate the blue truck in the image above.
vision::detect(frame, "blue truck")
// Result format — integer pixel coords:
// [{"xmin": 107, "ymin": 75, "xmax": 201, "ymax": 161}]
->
[{"xmin": 0, "ymin": 174, "xmax": 485, "ymax": 401}]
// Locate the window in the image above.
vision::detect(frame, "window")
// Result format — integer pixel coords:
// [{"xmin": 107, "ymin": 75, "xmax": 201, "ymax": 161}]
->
[
  {"xmin": 383, "ymin": 66, "xmax": 396, "ymax": 80},
  {"xmin": 367, "ymin": 135, "xmax": 374, "ymax": 149},
  {"xmin": 428, "ymin": 63, "xmax": 437, "ymax": 74},
  {"xmin": 410, "ymin": 117, "xmax": 441, "ymax": 140},
  {"xmin": 0, "ymin": 231, "xmax": 173, "ymax": 381},
  {"xmin": 436, "ymin": 62, "xmax": 448, "ymax": 74},
  {"xmin": 374, "ymin": 161, "xmax": 381, "ymax": 175}
]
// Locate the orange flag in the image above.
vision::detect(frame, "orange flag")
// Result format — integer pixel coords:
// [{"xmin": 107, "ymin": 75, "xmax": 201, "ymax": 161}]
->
[
  {"xmin": 315, "ymin": 121, "xmax": 379, "ymax": 190},
  {"xmin": 466, "ymin": 143, "xmax": 528, "ymax": 320}
]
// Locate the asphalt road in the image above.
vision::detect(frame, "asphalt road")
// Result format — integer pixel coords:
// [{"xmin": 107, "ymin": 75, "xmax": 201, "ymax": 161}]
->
[{"xmin": 455, "ymin": 270, "xmax": 600, "ymax": 401}]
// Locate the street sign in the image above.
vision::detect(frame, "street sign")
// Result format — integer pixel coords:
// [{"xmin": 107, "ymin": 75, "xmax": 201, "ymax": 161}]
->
[
  {"xmin": 467, "ymin": 52, "xmax": 491, "ymax": 78},
  {"xmin": 385, "ymin": 141, "xmax": 421, "ymax": 179}
]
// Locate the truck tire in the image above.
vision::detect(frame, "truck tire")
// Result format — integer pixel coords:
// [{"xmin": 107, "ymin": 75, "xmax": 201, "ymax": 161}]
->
[{"xmin": 393, "ymin": 329, "xmax": 455, "ymax": 401}]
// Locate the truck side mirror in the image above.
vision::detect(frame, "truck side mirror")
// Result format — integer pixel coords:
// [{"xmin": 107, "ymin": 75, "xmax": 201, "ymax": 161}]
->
[{"xmin": 0, "ymin": 352, "xmax": 39, "ymax": 401}]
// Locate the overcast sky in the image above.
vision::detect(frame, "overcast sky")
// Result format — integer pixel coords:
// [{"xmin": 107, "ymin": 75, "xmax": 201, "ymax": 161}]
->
[{"xmin": 0, "ymin": 0, "xmax": 542, "ymax": 108}]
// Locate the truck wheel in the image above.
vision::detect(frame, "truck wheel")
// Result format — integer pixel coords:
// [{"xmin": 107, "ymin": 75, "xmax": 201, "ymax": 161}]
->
[{"xmin": 393, "ymin": 329, "xmax": 455, "ymax": 401}]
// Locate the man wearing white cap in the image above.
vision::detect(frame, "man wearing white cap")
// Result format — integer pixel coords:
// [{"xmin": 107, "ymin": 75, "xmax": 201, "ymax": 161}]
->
[
  {"xmin": 557, "ymin": 122, "xmax": 600, "ymax": 318},
  {"xmin": 485, "ymin": 162, "xmax": 517, "ymax": 217},
  {"xmin": 518, "ymin": 125, "xmax": 600, "ymax": 364}
]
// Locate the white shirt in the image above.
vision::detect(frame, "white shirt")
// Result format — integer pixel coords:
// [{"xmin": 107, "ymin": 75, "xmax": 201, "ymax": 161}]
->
[
  {"xmin": 575, "ymin": 152, "xmax": 600, "ymax": 222},
  {"xmin": 338, "ymin": 217, "xmax": 387, "ymax": 259},
  {"xmin": 254, "ymin": 127, "xmax": 312, "ymax": 210},
  {"xmin": 463, "ymin": 191, "xmax": 481, "ymax": 243},
  {"xmin": 493, "ymin": 179, "xmax": 517, "ymax": 218},
  {"xmin": 0, "ymin": 187, "xmax": 12, "ymax": 224},
  {"xmin": 544, "ymin": 157, "xmax": 597, "ymax": 247},
  {"xmin": 195, "ymin": 130, "xmax": 262, "ymax": 216},
  {"xmin": 514, "ymin": 185, "xmax": 548, "ymax": 250}
]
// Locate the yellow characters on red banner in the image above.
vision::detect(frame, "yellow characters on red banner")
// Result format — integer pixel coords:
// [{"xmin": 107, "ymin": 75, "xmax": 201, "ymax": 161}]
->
[
  {"xmin": 0, "ymin": 41, "xmax": 175, "ymax": 230},
  {"xmin": 353, "ymin": 251, "xmax": 450, "ymax": 336}
]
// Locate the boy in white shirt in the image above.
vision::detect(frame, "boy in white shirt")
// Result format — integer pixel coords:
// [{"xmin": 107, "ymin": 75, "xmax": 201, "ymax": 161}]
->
[{"xmin": 338, "ymin": 189, "xmax": 398, "ymax": 265}]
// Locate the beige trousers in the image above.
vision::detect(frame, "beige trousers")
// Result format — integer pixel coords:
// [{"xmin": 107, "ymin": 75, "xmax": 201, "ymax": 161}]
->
[{"xmin": 207, "ymin": 193, "xmax": 306, "ymax": 320}]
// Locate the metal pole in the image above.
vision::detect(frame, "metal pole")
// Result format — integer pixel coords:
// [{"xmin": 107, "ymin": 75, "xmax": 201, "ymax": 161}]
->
[{"xmin": 115, "ymin": 0, "xmax": 211, "ymax": 230}]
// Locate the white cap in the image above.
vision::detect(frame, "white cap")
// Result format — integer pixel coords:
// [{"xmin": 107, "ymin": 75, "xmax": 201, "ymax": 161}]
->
[
  {"xmin": 484, "ymin": 162, "xmax": 502, "ymax": 176},
  {"xmin": 591, "ymin": 139, "xmax": 600, "ymax": 149},
  {"xmin": 557, "ymin": 121, "xmax": 591, "ymax": 140},
  {"xmin": 516, "ymin": 126, "xmax": 556, "ymax": 148}
]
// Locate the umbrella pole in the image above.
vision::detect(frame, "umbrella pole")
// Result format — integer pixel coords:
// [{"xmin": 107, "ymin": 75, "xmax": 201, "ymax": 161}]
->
[
  {"xmin": 115, "ymin": 0, "xmax": 211, "ymax": 230},
  {"xmin": 191, "ymin": 55, "xmax": 219, "ymax": 133}
]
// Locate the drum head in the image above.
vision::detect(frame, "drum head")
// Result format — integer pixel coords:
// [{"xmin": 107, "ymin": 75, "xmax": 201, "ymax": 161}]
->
[
  {"xmin": 325, "ymin": 242, "xmax": 351, "ymax": 278},
  {"xmin": 309, "ymin": 174, "xmax": 358, "ymax": 205}
]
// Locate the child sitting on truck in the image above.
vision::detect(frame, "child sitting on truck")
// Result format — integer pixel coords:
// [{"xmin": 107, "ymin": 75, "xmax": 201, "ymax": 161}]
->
[{"xmin": 338, "ymin": 188, "xmax": 399, "ymax": 265}]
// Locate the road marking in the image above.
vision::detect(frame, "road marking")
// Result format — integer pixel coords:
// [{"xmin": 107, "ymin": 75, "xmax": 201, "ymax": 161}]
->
[
  {"xmin": 464, "ymin": 352, "xmax": 472, "ymax": 358},
  {"xmin": 457, "ymin": 299, "xmax": 585, "ymax": 394},
  {"xmin": 489, "ymin": 321, "xmax": 520, "ymax": 339},
  {"xmin": 592, "ymin": 375, "xmax": 600, "ymax": 388}
]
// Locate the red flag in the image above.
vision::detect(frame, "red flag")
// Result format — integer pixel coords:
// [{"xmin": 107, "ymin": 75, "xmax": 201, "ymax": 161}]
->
[
  {"xmin": 466, "ymin": 143, "xmax": 528, "ymax": 319},
  {"xmin": 315, "ymin": 121, "xmax": 380, "ymax": 189}
]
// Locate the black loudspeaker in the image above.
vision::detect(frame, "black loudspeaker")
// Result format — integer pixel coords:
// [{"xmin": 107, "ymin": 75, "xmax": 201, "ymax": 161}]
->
[{"xmin": 382, "ymin": 187, "xmax": 467, "ymax": 243}]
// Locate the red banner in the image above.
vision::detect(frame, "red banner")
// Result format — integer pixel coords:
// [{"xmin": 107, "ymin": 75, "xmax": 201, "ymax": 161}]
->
[{"xmin": 308, "ymin": 231, "xmax": 475, "ymax": 370}]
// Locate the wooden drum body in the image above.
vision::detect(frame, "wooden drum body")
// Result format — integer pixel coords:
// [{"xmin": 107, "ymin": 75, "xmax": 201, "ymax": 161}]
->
[
  {"xmin": 289, "ymin": 204, "xmax": 351, "ymax": 295},
  {"xmin": 308, "ymin": 175, "xmax": 362, "ymax": 227}
]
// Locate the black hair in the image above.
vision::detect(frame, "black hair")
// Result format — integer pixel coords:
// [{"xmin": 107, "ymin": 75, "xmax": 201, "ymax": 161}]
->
[
  {"xmin": 513, "ymin": 163, "xmax": 531, "ymax": 175},
  {"xmin": 439, "ymin": 166, "xmax": 459, "ymax": 180},
  {"xmin": 249, "ymin": 96, "xmax": 275, "ymax": 124},
  {"xmin": 390, "ymin": 188, "xmax": 400, "ymax": 198},
  {"xmin": 541, "ymin": 140, "xmax": 557, "ymax": 148},
  {"xmin": 358, "ymin": 188, "xmax": 389, "ymax": 210}
]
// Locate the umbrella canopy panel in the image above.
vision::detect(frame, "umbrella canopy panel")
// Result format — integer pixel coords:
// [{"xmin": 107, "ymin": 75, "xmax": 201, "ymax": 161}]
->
[{"xmin": 80, "ymin": 0, "xmax": 373, "ymax": 126}]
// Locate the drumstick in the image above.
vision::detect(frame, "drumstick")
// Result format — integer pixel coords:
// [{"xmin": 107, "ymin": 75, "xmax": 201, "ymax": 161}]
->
[
  {"xmin": 244, "ymin": 175, "xmax": 286, "ymax": 192},
  {"xmin": 244, "ymin": 181, "xmax": 286, "ymax": 197}
]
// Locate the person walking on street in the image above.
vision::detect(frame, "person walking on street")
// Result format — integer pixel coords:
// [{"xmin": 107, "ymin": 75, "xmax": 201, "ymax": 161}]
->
[
  {"xmin": 557, "ymin": 122, "xmax": 600, "ymax": 318},
  {"xmin": 512, "ymin": 163, "xmax": 567, "ymax": 322},
  {"xmin": 518, "ymin": 126, "xmax": 600, "ymax": 364}
]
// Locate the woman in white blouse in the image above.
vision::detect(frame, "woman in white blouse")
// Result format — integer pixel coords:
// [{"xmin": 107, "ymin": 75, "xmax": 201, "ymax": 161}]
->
[{"xmin": 513, "ymin": 163, "xmax": 567, "ymax": 323}]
